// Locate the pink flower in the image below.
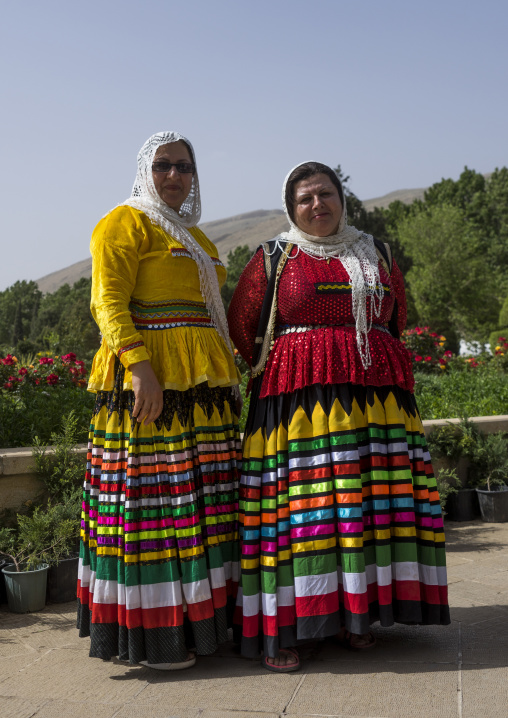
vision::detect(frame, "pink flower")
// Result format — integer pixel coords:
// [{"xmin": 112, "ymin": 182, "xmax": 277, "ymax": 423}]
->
[
  {"xmin": 2, "ymin": 355, "xmax": 16, "ymax": 365},
  {"xmin": 39, "ymin": 357, "xmax": 54, "ymax": 365},
  {"xmin": 444, "ymin": 350, "xmax": 453, "ymax": 358}
]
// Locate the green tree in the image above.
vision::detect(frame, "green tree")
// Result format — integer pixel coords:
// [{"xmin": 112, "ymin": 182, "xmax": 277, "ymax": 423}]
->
[
  {"xmin": 221, "ymin": 245, "xmax": 254, "ymax": 312},
  {"xmin": 11, "ymin": 301, "xmax": 24, "ymax": 347},
  {"xmin": 397, "ymin": 204, "xmax": 499, "ymax": 346},
  {"xmin": 424, "ymin": 166, "xmax": 508, "ymax": 295},
  {"xmin": 0, "ymin": 281, "xmax": 41, "ymax": 347},
  {"xmin": 31, "ymin": 277, "xmax": 99, "ymax": 358}
]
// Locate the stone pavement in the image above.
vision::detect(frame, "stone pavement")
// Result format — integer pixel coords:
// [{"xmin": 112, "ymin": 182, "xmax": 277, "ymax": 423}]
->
[{"xmin": 1, "ymin": 520, "xmax": 507, "ymax": 718}]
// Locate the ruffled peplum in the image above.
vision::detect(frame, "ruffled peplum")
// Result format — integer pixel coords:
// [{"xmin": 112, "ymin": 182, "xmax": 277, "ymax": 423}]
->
[
  {"xmin": 88, "ymin": 326, "xmax": 241, "ymax": 393},
  {"xmin": 260, "ymin": 325, "xmax": 414, "ymax": 397}
]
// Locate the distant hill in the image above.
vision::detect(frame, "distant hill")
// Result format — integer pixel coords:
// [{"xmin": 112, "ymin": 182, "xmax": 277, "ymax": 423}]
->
[
  {"xmin": 35, "ymin": 187, "xmax": 425, "ymax": 294},
  {"xmin": 362, "ymin": 187, "xmax": 425, "ymax": 211}
]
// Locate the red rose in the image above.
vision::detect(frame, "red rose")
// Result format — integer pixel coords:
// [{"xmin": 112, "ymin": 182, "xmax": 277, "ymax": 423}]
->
[
  {"xmin": 3, "ymin": 381, "xmax": 13, "ymax": 389},
  {"xmin": 18, "ymin": 367, "xmax": 28, "ymax": 376},
  {"xmin": 61, "ymin": 352, "xmax": 77, "ymax": 363},
  {"xmin": 2, "ymin": 355, "xmax": 15, "ymax": 365},
  {"xmin": 46, "ymin": 373, "xmax": 59, "ymax": 385},
  {"xmin": 444, "ymin": 350, "xmax": 453, "ymax": 358},
  {"xmin": 414, "ymin": 355, "xmax": 423, "ymax": 362},
  {"xmin": 424, "ymin": 356, "xmax": 432, "ymax": 362}
]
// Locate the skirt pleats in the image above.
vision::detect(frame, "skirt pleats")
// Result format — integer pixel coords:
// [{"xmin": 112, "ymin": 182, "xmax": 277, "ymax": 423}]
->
[
  {"xmin": 77, "ymin": 369, "xmax": 241, "ymax": 665},
  {"xmin": 235, "ymin": 383, "xmax": 450, "ymax": 659}
]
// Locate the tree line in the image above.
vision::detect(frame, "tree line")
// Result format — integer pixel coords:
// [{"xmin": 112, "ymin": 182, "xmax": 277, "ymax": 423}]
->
[{"xmin": 2, "ymin": 164, "xmax": 508, "ymax": 359}]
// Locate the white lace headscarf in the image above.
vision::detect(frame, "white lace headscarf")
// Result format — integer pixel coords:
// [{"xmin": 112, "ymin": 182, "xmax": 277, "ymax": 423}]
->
[
  {"xmin": 120, "ymin": 131, "xmax": 233, "ymax": 359},
  {"xmin": 277, "ymin": 161, "xmax": 384, "ymax": 369}
]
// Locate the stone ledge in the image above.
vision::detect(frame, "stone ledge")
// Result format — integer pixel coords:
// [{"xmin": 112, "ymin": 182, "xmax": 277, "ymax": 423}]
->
[
  {"xmin": 422, "ymin": 414, "xmax": 508, "ymax": 437},
  {"xmin": 0, "ymin": 444, "xmax": 87, "ymax": 477}
]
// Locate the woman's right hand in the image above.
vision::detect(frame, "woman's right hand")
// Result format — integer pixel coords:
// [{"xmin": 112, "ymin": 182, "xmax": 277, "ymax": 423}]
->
[{"xmin": 130, "ymin": 360, "xmax": 163, "ymax": 425}]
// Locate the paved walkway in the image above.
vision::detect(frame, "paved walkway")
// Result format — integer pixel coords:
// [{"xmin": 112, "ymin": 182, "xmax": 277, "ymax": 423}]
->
[{"xmin": 1, "ymin": 520, "xmax": 507, "ymax": 718}]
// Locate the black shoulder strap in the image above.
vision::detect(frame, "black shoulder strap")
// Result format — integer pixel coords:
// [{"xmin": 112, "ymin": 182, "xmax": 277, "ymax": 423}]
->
[
  {"xmin": 374, "ymin": 237, "xmax": 392, "ymax": 275},
  {"xmin": 372, "ymin": 238, "xmax": 400, "ymax": 339},
  {"xmin": 251, "ymin": 240, "xmax": 285, "ymax": 369}
]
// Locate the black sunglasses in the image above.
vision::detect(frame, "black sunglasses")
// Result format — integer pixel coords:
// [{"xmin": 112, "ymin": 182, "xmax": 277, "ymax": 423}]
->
[{"xmin": 152, "ymin": 161, "xmax": 195, "ymax": 174}]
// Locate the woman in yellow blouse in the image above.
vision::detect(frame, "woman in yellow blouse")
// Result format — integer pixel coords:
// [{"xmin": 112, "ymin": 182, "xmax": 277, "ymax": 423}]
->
[{"xmin": 77, "ymin": 132, "xmax": 242, "ymax": 671}]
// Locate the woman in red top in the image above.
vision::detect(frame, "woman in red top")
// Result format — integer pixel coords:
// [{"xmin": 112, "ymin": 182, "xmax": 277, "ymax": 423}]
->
[{"xmin": 228, "ymin": 162, "xmax": 450, "ymax": 672}]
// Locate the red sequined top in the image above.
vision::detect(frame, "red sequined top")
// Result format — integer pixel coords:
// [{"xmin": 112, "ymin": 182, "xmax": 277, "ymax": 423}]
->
[{"xmin": 227, "ymin": 245, "xmax": 414, "ymax": 397}]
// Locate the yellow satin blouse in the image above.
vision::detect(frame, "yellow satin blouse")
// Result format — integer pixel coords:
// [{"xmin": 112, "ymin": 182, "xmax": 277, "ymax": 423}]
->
[{"xmin": 88, "ymin": 205, "xmax": 240, "ymax": 392}]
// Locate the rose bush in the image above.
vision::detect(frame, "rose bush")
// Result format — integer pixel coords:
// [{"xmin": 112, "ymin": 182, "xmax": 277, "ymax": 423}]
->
[
  {"xmin": 401, "ymin": 326, "xmax": 447, "ymax": 373},
  {"xmin": 0, "ymin": 352, "xmax": 95, "ymax": 448},
  {"xmin": 1, "ymin": 352, "xmax": 88, "ymax": 391}
]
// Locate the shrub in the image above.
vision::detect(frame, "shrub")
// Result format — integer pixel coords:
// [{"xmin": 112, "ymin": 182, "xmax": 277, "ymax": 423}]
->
[
  {"xmin": 32, "ymin": 410, "xmax": 86, "ymax": 506},
  {"xmin": 0, "ymin": 353, "xmax": 94, "ymax": 447},
  {"xmin": 415, "ymin": 363, "xmax": 508, "ymax": 420},
  {"xmin": 466, "ymin": 432, "xmax": 508, "ymax": 491},
  {"xmin": 401, "ymin": 326, "xmax": 447, "ymax": 373},
  {"xmin": 435, "ymin": 468, "xmax": 461, "ymax": 513}
]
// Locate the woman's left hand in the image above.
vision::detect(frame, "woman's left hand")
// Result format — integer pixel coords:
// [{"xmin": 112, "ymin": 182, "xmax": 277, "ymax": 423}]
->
[{"xmin": 130, "ymin": 360, "xmax": 164, "ymax": 425}]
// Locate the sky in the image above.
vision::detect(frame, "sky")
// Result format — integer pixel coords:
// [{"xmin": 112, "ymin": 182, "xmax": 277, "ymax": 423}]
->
[{"xmin": 1, "ymin": 0, "xmax": 507, "ymax": 290}]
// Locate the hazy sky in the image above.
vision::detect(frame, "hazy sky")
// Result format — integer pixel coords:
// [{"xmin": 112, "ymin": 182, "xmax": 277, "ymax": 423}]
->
[{"xmin": 1, "ymin": 0, "xmax": 507, "ymax": 290}]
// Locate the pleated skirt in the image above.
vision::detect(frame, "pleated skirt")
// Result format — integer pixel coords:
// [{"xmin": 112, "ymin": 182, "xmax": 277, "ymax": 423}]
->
[
  {"xmin": 235, "ymin": 382, "xmax": 450, "ymax": 659},
  {"xmin": 77, "ymin": 366, "xmax": 241, "ymax": 665}
]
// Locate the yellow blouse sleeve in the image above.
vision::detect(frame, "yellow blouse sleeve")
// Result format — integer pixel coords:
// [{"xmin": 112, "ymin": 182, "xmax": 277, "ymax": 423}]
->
[{"xmin": 90, "ymin": 207, "xmax": 151, "ymax": 368}]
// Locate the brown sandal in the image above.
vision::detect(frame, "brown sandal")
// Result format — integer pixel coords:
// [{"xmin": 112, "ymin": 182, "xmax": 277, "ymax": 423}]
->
[
  {"xmin": 262, "ymin": 648, "xmax": 300, "ymax": 672},
  {"xmin": 340, "ymin": 630, "xmax": 376, "ymax": 650}
]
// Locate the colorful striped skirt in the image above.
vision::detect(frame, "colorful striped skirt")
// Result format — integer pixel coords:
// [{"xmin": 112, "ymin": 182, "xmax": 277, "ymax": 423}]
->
[
  {"xmin": 77, "ymin": 366, "xmax": 241, "ymax": 665},
  {"xmin": 235, "ymin": 382, "xmax": 450, "ymax": 659}
]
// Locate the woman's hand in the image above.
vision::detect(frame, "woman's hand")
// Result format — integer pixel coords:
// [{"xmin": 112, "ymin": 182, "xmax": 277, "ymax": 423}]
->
[{"xmin": 130, "ymin": 360, "xmax": 163, "ymax": 425}]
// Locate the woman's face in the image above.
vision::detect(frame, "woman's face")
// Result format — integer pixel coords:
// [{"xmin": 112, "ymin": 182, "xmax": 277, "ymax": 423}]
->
[
  {"xmin": 152, "ymin": 140, "xmax": 194, "ymax": 211},
  {"xmin": 293, "ymin": 173, "xmax": 343, "ymax": 237}
]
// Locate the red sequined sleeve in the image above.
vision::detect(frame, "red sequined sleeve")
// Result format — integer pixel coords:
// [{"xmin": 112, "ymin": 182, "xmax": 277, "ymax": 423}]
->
[
  {"xmin": 227, "ymin": 247, "xmax": 267, "ymax": 366},
  {"xmin": 390, "ymin": 259, "xmax": 408, "ymax": 335}
]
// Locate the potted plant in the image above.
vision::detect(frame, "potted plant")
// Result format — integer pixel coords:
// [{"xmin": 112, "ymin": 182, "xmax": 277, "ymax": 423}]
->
[
  {"xmin": 0, "ymin": 503, "xmax": 77, "ymax": 612},
  {"xmin": 31, "ymin": 411, "xmax": 85, "ymax": 602},
  {"xmin": 44, "ymin": 494, "xmax": 81, "ymax": 603},
  {"xmin": 467, "ymin": 432, "xmax": 508, "ymax": 522},
  {"xmin": 427, "ymin": 419, "xmax": 480, "ymax": 521},
  {"xmin": 435, "ymin": 468, "xmax": 461, "ymax": 516}
]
